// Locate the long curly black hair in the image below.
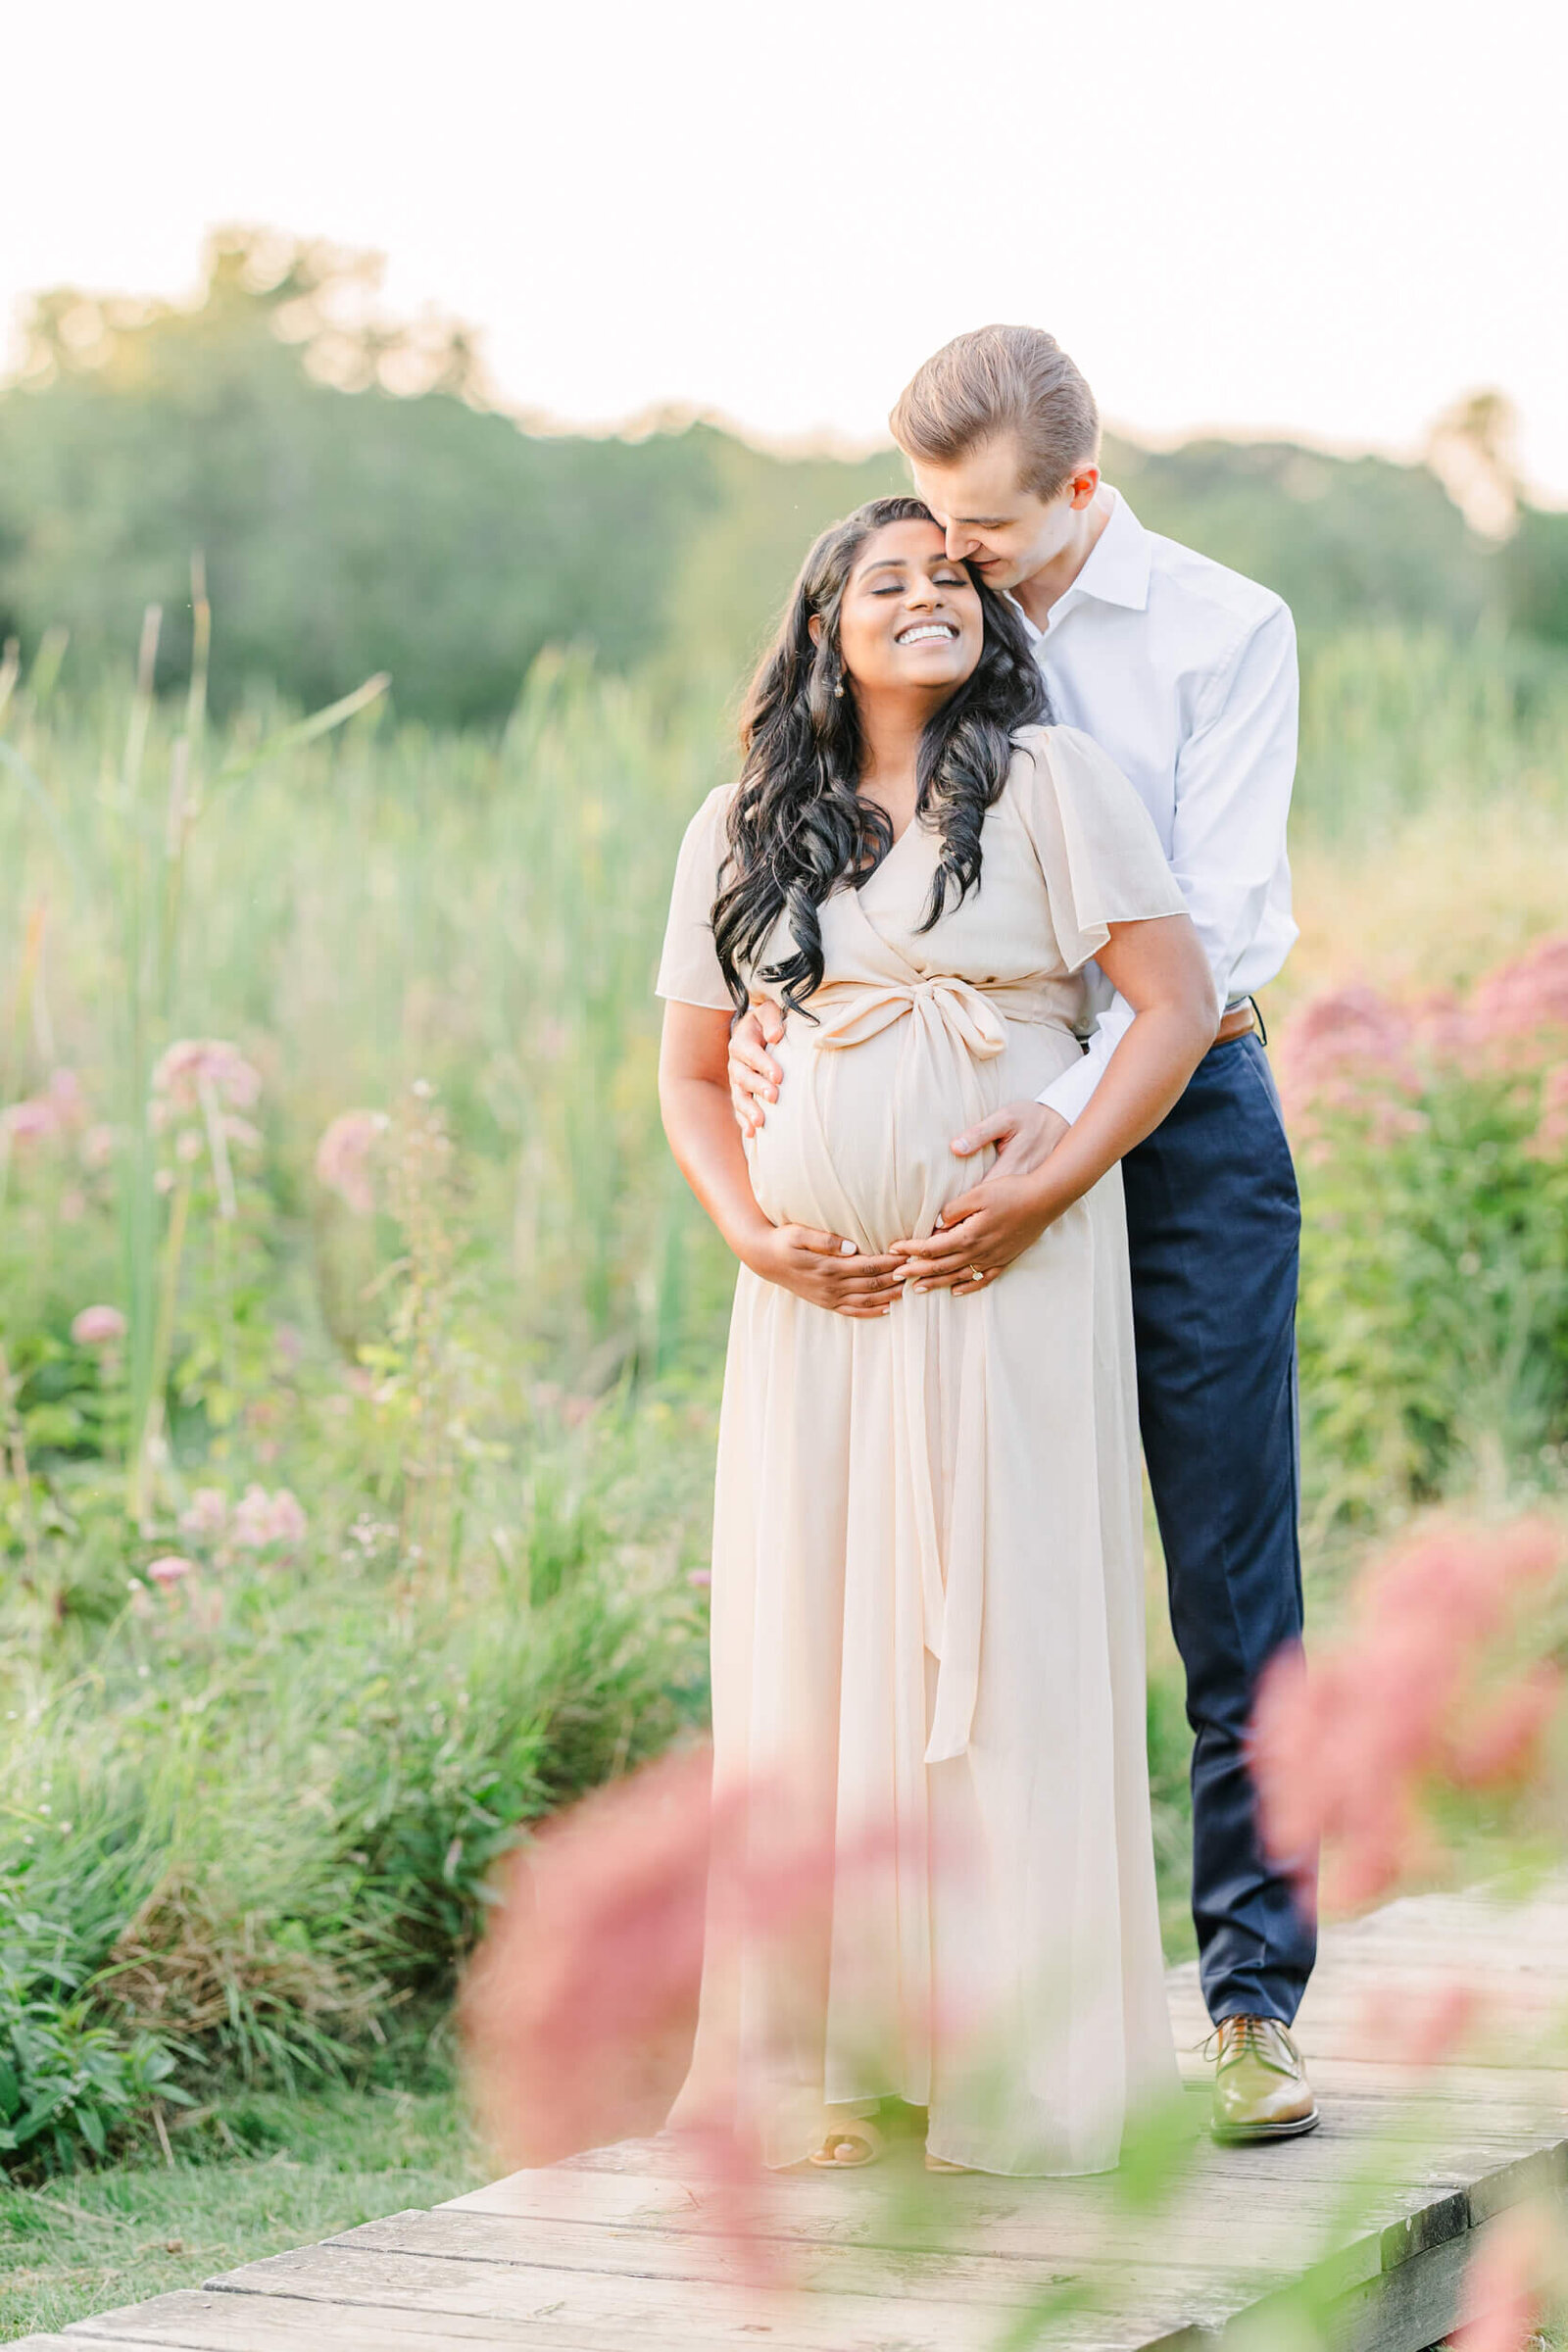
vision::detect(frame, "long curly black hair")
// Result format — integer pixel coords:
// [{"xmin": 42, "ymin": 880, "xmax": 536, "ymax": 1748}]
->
[{"xmin": 711, "ymin": 495, "xmax": 1049, "ymax": 1016}]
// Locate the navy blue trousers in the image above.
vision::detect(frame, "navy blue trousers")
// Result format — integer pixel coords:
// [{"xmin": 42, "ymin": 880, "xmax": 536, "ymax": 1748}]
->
[{"xmin": 1120, "ymin": 1032, "xmax": 1317, "ymax": 2024}]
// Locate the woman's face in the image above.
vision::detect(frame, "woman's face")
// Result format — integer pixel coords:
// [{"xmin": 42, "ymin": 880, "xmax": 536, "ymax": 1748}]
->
[{"xmin": 828, "ymin": 519, "xmax": 984, "ymax": 707}]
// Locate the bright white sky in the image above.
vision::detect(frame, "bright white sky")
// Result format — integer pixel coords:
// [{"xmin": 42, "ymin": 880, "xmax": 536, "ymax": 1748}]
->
[{"xmin": 5, "ymin": 0, "xmax": 1567, "ymax": 497}]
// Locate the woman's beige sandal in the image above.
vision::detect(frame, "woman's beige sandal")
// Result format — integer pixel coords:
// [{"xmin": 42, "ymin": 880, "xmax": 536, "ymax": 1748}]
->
[
  {"xmin": 924, "ymin": 2151, "xmax": 975, "ymax": 2173},
  {"xmin": 809, "ymin": 2118, "xmax": 887, "ymax": 2169}
]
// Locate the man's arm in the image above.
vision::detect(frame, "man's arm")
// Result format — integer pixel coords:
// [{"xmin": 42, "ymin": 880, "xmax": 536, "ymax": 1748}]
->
[{"xmin": 978, "ymin": 600, "xmax": 1298, "ymax": 1165}]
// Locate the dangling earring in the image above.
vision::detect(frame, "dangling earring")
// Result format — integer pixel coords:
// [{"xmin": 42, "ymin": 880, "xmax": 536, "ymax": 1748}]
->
[{"xmin": 833, "ymin": 681, "xmax": 845, "ymax": 700}]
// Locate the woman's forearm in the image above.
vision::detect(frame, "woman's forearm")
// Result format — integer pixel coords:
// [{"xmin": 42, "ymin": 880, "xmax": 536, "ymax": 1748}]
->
[
  {"xmin": 660, "ymin": 1074, "xmax": 775, "ymax": 1268},
  {"xmin": 1024, "ymin": 1000, "xmax": 1211, "ymax": 1223}
]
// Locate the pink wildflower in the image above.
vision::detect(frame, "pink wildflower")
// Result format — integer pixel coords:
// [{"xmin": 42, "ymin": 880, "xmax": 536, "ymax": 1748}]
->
[
  {"xmin": 1450, "ymin": 2197, "xmax": 1557, "ymax": 2352},
  {"xmin": 146, "ymin": 1554, "xmax": 196, "ymax": 1589},
  {"xmin": 314, "ymin": 1109, "xmax": 389, "ymax": 1215},
  {"xmin": 80, "ymin": 1123, "xmax": 116, "ymax": 1170},
  {"xmin": 1526, "ymin": 1062, "xmax": 1568, "ymax": 1161},
  {"xmin": 178, "ymin": 1488, "xmax": 229, "ymax": 1542},
  {"xmin": 1, "ymin": 1097, "xmax": 59, "ymax": 1146},
  {"xmin": 71, "ymin": 1304, "xmax": 126, "ymax": 1348},
  {"xmin": 1446, "ymin": 1665, "xmax": 1564, "ymax": 1789},
  {"xmin": 1353, "ymin": 1978, "xmax": 1480, "ymax": 2070},
  {"xmin": 1469, "ymin": 934, "xmax": 1568, "ymax": 1044},
  {"xmin": 1252, "ymin": 1519, "xmax": 1565, "ymax": 1913},
  {"xmin": 45, "ymin": 1069, "xmax": 86, "ymax": 1127},
  {"xmin": 150, "ymin": 1039, "xmax": 263, "ymax": 1114},
  {"xmin": 1274, "ymin": 984, "xmax": 1421, "ymax": 1132},
  {"xmin": 687, "ymin": 1568, "xmax": 712, "ymax": 1590},
  {"xmin": 230, "ymin": 1484, "xmax": 307, "ymax": 1550},
  {"xmin": 58, "ymin": 1188, "xmax": 87, "ymax": 1224}
]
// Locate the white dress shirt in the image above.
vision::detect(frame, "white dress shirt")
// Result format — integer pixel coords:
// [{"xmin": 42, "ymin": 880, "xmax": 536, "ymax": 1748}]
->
[{"xmin": 1016, "ymin": 487, "xmax": 1299, "ymax": 1124}]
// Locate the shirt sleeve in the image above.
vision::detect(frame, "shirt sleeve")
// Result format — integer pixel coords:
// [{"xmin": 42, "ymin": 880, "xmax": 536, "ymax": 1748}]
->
[
  {"xmin": 1170, "ymin": 599, "xmax": 1298, "ymax": 1009},
  {"xmin": 1036, "ymin": 608, "xmax": 1297, "ymax": 1125},
  {"xmin": 655, "ymin": 784, "xmax": 738, "ymax": 1010}
]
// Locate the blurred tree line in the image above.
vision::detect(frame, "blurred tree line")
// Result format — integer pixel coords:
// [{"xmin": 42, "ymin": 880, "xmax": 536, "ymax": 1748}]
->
[{"xmin": 2, "ymin": 227, "xmax": 1564, "ymax": 727}]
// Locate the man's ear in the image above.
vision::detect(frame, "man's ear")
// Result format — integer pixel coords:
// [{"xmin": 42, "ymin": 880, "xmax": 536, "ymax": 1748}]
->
[
  {"xmin": 1066, "ymin": 465, "xmax": 1102, "ymax": 512},
  {"xmin": 808, "ymin": 613, "xmax": 824, "ymax": 648}
]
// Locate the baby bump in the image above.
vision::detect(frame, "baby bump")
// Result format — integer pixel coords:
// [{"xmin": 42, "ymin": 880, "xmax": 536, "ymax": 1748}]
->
[{"xmin": 746, "ymin": 1014, "xmax": 1078, "ymax": 1256}]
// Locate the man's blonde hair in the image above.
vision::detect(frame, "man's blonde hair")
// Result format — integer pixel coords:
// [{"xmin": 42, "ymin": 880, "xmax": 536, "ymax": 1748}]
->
[{"xmin": 891, "ymin": 325, "xmax": 1100, "ymax": 501}]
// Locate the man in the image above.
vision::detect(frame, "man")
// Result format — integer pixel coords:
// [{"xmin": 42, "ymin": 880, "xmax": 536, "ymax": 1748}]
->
[{"xmin": 730, "ymin": 324, "xmax": 1317, "ymax": 2144}]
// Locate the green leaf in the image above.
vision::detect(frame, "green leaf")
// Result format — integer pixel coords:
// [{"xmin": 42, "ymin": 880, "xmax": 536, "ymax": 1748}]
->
[
  {"xmin": 211, "ymin": 673, "xmax": 389, "ymax": 790},
  {"xmin": 77, "ymin": 2101, "xmax": 107, "ymax": 2155},
  {"xmin": 0, "ymin": 2051, "xmax": 20, "ymax": 2119}
]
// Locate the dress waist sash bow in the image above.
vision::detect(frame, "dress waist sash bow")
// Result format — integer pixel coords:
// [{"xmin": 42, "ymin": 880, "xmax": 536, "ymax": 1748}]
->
[{"xmin": 802, "ymin": 973, "xmax": 1056, "ymax": 1055}]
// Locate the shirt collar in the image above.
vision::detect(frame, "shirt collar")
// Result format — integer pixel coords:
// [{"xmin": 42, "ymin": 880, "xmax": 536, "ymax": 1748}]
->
[
  {"xmin": 1053, "ymin": 485, "xmax": 1151, "ymax": 618},
  {"xmin": 1010, "ymin": 485, "xmax": 1152, "ymax": 640}
]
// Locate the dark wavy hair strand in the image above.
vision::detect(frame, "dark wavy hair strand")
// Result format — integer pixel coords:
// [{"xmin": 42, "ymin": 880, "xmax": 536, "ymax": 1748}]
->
[{"xmin": 711, "ymin": 496, "xmax": 1049, "ymax": 1016}]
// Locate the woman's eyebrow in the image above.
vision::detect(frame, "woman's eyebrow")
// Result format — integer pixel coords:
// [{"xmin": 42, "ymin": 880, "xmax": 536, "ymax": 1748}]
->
[{"xmin": 858, "ymin": 558, "xmax": 909, "ymax": 577}]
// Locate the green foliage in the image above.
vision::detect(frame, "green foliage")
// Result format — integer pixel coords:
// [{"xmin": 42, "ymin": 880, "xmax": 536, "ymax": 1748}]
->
[
  {"xmin": 0, "ymin": 1888, "xmax": 191, "ymax": 2174},
  {"xmin": 0, "ymin": 2075, "xmax": 481, "ymax": 2337},
  {"xmin": 1297, "ymin": 1063, "xmax": 1568, "ymax": 1526}
]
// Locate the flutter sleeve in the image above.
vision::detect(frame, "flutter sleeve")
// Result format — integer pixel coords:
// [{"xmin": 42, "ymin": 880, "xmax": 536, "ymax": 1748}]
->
[
  {"xmin": 1016, "ymin": 726, "xmax": 1188, "ymax": 973},
  {"xmin": 655, "ymin": 783, "xmax": 738, "ymax": 1010}
]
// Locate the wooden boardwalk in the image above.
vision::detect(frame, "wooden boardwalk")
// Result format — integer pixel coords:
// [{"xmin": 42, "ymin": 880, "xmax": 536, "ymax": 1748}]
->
[{"xmin": 14, "ymin": 1881, "xmax": 1567, "ymax": 2352}]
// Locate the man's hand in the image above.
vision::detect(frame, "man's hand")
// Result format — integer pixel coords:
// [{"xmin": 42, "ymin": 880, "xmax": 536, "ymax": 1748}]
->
[
  {"xmin": 884, "ymin": 1100, "xmax": 1070, "ymax": 1296},
  {"xmin": 889, "ymin": 1171, "xmax": 1058, "ymax": 1298},
  {"xmin": 749, "ymin": 1225, "xmax": 906, "ymax": 1317},
  {"xmin": 951, "ymin": 1098, "xmax": 1069, "ymax": 1181},
  {"xmin": 728, "ymin": 999, "xmax": 786, "ymax": 1137}
]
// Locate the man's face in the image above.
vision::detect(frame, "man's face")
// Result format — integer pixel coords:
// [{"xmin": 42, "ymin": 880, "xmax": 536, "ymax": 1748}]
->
[{"xmin": 908, "ymin": 433, "xmax": 1099, "ymax": 593}]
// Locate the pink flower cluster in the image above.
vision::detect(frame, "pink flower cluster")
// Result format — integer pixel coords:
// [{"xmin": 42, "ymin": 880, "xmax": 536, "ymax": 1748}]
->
[
  {"xmin": 314, "ymin": 1108, "xmax": 390, "ymax": 1216},
  {"xmin": 1, "ymin": 1069, "xmax": 87, "ymax": 1150},
  {"xmin": 175, "ymin": 1482, "xmax": 308, "ymax": 1559},
  {"xmin": 150, "ymin": 1040, "xmax": 263, "ymax": 1114},
  {"xmin": 71, "ymin": 1304, "xmax": 126, "ymax": 1348},
  {"xmin": 1251, "ymin": 1519, "xmax": 1564, "ymax": 1914},
  {"xmin": 1276, "ymin": 933, "xmax": 1568, "ymax": 1153}
]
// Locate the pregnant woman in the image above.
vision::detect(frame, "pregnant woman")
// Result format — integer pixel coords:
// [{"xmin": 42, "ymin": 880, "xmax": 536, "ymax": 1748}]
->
[{"xmin": 657, "ymin": 496, "xmax": 1215, "ymax": 2177}]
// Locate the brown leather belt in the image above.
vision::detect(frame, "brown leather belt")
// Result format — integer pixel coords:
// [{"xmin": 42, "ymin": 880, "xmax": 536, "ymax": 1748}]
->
[{"xmin": 1214, "ymin": 1001, "xmax": 1258, "ymax": 1048}]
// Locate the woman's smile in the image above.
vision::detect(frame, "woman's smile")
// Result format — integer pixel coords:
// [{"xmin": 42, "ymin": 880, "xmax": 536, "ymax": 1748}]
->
[{"xmin": 895, "ymin": 620, "xmax": 959, "ymax": 646}]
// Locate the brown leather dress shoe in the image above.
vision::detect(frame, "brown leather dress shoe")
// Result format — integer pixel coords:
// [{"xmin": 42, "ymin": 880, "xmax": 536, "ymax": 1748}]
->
[{"xmin": 1209, "ymin": 2015, "xmax": 1320, "ymax": 2143}]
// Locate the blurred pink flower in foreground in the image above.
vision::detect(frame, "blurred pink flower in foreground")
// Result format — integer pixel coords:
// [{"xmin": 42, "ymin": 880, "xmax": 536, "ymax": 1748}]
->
[
  {"xmin": 315, "ymin": 1108, "xmax": 390, "ymax": 1215},
  {"xmin": 1252, "ymin": 1520, "xmax": 1564, "ymax": 1914},
  {"xmin": 178, "ymin": 1488, "xmax": 229, "ymax": 1542},
  {"xmin": 230, "ymin": 1484, "xmax": 308, "ymax": 1551},
  {"xmin": 151, "ymin": 1040, "xmax": 263, "ymax": 1114},
  {"xmin": 1352, "ymin": 1978, "xmax": 1480, "ymax": 2071},
  {"xmin": 72, "ymin": 1304, "xmax": 126, "ymax": 1348},
  {"xmin": 1450, "ymin": 2196, "xmax": 1561, "ymax": 2352},
  {"xmin": 460, "ymin": 1747, "xmax": 886, "ymax": 2197},
  {"xmin": 146, "ymin": 1555, "xmax": 196, "ymax": 1590},
  {"xmin": 460, "ymin": 1746, "xmax": 715, "ymax": 2171}
]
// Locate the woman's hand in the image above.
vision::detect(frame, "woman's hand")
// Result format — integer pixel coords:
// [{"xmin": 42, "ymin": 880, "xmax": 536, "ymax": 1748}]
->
[
  {"xmin": 729, "ymin": 1000, "xmax": 786, "ymax": 1137},
  {"xmin": 748, "ymin": 1225, "xmax": 906, "ymax": 1317},
  {"xmin": 890, "ymin": 1177, "xmax": 1054, "ymax": 1298}
]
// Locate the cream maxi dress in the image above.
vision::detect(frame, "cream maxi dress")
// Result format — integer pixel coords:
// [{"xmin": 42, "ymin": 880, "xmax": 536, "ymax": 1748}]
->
[{"xmin": 658, "ymin": 723, "xmax": 1187, "ymax": 2177}]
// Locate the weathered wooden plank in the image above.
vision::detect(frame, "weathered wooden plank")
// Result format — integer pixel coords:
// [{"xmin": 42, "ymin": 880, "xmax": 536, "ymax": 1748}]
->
[
  {"xmin": 326, "ymin": 2196, "xmax": 1350, "ymax": 2296},
  {"xmin": 196, "ymin": 2242, "xmax": 1025, "ymax": 2351},
  {"xmin": 54, "ymin": 2282, "xmax": 1225, "ymax": 2352}
]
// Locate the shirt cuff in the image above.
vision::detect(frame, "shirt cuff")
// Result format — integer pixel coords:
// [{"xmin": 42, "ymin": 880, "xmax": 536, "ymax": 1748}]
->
[{"xmin": 1036, "ymin": 1047, "xmax": 1102, "ymax": 1126}]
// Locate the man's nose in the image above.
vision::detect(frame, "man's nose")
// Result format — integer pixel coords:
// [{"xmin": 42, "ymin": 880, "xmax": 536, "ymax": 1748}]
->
[{"xmin": 945, "ymin": 520, "xmax": 975, "ymax": 561}]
